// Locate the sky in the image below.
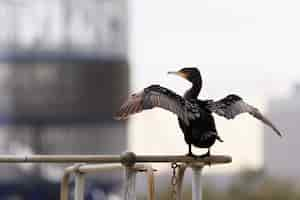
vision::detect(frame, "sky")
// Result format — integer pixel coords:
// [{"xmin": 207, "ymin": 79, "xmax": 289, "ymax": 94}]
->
[{"xmin": 127, "ymin": 0, "xmax": 300, "ymax": 172}]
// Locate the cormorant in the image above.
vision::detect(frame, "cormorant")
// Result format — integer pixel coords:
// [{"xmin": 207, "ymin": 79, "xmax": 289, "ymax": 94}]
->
[{"xmin": 115, "ymin": 67, "xmax": 282, "ymax": 157}]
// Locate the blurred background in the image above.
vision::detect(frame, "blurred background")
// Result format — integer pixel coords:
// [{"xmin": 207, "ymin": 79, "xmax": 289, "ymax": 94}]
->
[
  {"xmin": 0, "ymin": 0, "xmax": 128, "ymax": 199},
  {"xmin": 0, "ymin": 0, "xmax": 299, "ymax": 199}
]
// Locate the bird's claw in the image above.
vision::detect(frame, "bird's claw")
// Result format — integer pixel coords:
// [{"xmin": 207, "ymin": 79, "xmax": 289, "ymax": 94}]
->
[
  {"xmin": 185, "ymin": 152, "xmax": 197, "ymax": 158},
  {"xmin": 198, "ymin": 152, "xmax": 210, "ymax": 158},
  {"xmin": 197, "ymin": 152, "xmax": 212, "ymax": 166},
  {"xmin": 185, "ymin": 152, "xmax": 212, "ymax": 166}
]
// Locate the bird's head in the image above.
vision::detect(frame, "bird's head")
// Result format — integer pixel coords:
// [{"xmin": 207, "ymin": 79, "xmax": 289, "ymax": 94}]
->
[{"xmin": 168, "ymin": 67, "xmax": 202, "ymax": 84}]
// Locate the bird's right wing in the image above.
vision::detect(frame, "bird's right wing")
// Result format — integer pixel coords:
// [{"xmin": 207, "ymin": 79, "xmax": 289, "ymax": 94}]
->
[{"xmin": 115, "ymin": 85, "xmax": 201, "ymax": 125}]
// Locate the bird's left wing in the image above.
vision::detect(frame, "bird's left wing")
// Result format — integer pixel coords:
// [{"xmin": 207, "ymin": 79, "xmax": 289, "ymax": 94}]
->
[
  {"xmin": 115, "ymin": 85, "xmax": 201, "ymax": 125},
  {"xmin": 206, "ymin": 94, "xmax": 282, "ymax": 137}
]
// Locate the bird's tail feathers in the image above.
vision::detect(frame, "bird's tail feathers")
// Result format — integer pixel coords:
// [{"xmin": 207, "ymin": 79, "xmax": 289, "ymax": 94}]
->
[{"xmin": 216, "ymin": 135, "xmax": 224, "ymax": 142}]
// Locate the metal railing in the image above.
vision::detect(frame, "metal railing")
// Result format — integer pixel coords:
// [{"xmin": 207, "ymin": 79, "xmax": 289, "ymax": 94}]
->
[{"xmin": 0, "ymin": 152, "xmax": 232, "ymax": 200}]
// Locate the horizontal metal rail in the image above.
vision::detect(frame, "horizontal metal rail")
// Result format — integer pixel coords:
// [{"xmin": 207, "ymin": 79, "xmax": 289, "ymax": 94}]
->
[
  {"xmin": 56, "ymin": 153, "xmax": 231, "ymax": 200},
  {"xmin": 0, "ymin": 152, "xmax": 232, "ymax": 200},
  {"xmin": 0, "ymin": 152, "xmax": 232, "ymax": 165}
]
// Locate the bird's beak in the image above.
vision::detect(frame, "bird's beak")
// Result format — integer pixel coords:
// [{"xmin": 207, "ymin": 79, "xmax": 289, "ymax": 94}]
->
[{"xmin": 167, "ymin": 71, "xmax": 188, "ymax": 79}]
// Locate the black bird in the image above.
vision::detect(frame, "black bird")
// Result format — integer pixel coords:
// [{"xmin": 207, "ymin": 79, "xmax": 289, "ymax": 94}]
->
[{"xmin": 115, "ymin": 68, "xmax": 282, "ymax": 157}]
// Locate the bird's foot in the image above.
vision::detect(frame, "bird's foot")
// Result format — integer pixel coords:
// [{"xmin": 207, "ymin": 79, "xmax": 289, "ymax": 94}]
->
[
  {"xmin": 197, "ymin": 151, "xmax": 210, "ymax": 158},
  {"xmin": 197, "ymin": 151, "xmax": 212, "ymax": 166},
  {"xmin": 185, "ymin": 151, "xmax": 212, "ymax": 166},
  {"xmin": 185, "ymin": 152, "xmax": 197, "ymax": 158}
]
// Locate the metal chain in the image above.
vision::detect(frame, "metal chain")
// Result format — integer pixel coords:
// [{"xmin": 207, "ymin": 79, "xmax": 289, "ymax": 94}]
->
[{"xmin": 170, "ymin": 162, "xmax": 178, "ymax": 200}]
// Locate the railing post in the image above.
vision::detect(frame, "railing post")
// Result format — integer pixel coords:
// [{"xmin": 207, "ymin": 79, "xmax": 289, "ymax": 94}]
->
[
  {"xmin": 176, "ymin": 164, "xmax": 187, "ymax": 200},
  {"xmin": 74, "ymin": 172, "xmax": 85, "ymax": 200},
  {"xmin": 121, "ymin": 152, "xmax": 137, "ymax": 200},
  {"xmin": 191, "ymin": 165, "xmax": 204, "ymax": 200},
  {"xmin": 124, "ymin": 166, "xmax": 137, "ymax": 200},
  {"xmin": 146, "ymin": 166, "xmax": 156, "ymax": 200},
  {"xmin": 61, "ymin": 173, "xmax": 71, "ymax": 200}
]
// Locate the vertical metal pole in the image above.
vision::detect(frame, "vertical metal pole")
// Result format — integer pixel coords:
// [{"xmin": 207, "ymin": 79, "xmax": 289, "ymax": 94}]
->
[
  {"xmin": 176, "ymin": 164, "xmax": 187, "ymax": 200},
  {"xmin": 146, "ymin": 166, "xmax": 155, "ymax": 200},
  {"xmin": 74, "ymin": 172, "xmax": 85, "ymax": 200},
  {"xmin": 60, "ymin": 173, "xmax": 70, "ymax": 200},
  {"xmin": 192, "ymin": 166, "xmax": 203, "ymax": 200},
  {"xmin": 124, "ymin": 166, "xmax": 137, "ymax": 200}
]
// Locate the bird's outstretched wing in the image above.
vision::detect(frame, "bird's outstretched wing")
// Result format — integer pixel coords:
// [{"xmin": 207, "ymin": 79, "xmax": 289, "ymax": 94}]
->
[
  {"xmin": 115, "ymin": 85, "xmax": 201, "ymax": 125},
  {"xmin": 206, "ymin": 94, "xmax": 282, "ymax": 137}
]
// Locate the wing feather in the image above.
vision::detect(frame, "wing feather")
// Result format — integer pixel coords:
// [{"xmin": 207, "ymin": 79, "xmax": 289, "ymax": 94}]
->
[
  {"xmin": 206, "ymin": 94, "xmax": 282, "ymax": 137},
  {"xmin": 115, "ymin": 85, "xmax": 200, "ymax": 125}
]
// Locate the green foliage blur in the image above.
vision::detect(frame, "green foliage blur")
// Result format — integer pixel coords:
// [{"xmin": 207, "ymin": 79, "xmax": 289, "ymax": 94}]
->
[{"xmin": 139, "ymin": 168, "xmax": 300, "ymax": 200}]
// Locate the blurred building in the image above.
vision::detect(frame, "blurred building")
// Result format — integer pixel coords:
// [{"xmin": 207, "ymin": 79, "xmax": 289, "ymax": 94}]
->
[
  {"xmin": 264, "ymin": 84, "xmax": 300, "ymax": 179},
  {"xmin": 0, "ymin": 0, "xmax": 128, "ymax": 198}
]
